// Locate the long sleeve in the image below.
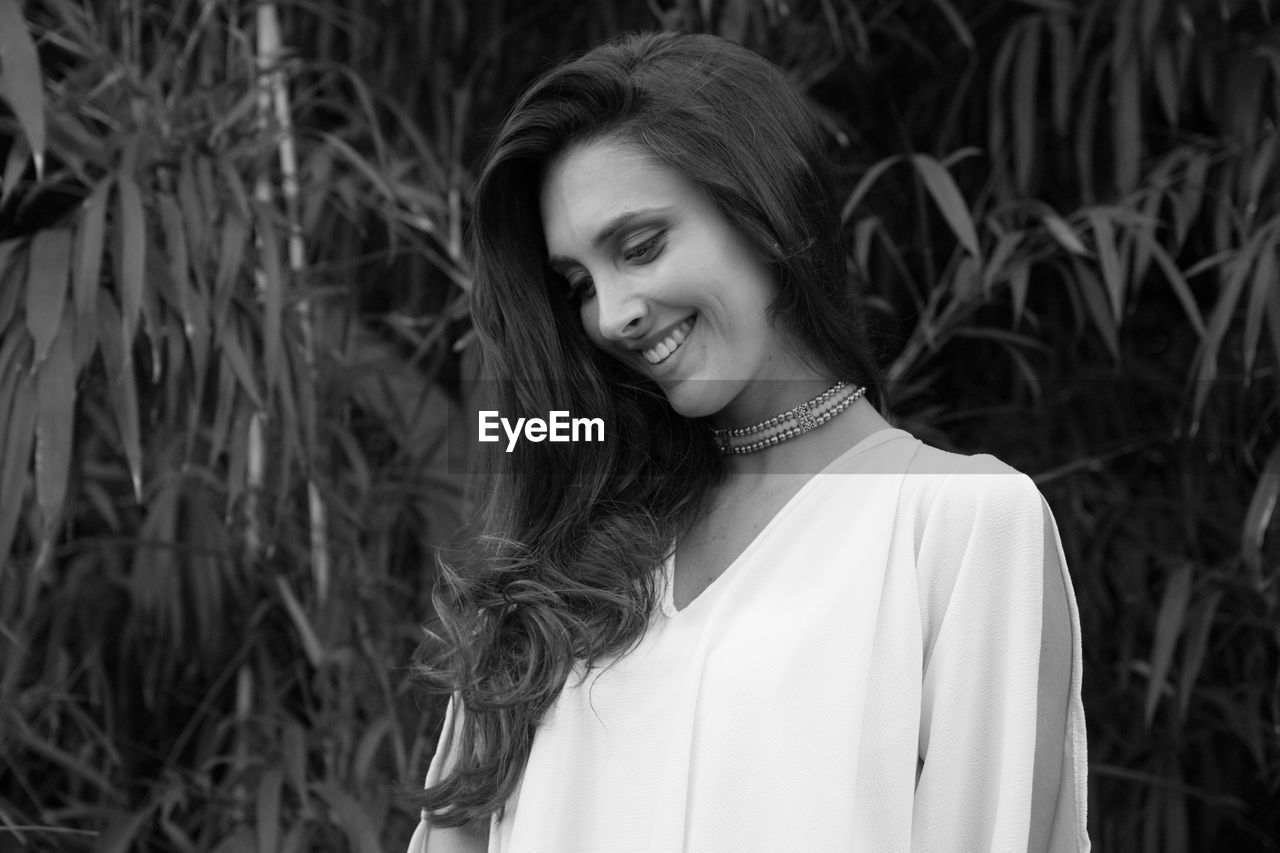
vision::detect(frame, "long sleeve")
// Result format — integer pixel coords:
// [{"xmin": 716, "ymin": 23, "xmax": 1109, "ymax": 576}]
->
[
  {"xmin": 408, "ymin": 696, "xmax": 488, "ymax": 853},
  {"xmin": 912, "ymin": 459, "xmax": 1089, "ymax": 852}
]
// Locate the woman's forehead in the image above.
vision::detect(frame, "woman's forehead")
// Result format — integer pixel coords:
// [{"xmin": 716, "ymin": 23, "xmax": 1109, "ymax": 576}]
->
[
  {"xmin": 541, "ymin": 140, "xmax": 672, "ymax": 210},
  {"xmin": 539, "ymin": 140, "xmax": 695, "ymax": 254}
]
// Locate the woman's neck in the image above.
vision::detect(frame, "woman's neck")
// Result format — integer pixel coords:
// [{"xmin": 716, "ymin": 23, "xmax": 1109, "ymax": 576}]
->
[{"xmin": 719, "ymin": 397, "xmax": 893, "ymax": 478}]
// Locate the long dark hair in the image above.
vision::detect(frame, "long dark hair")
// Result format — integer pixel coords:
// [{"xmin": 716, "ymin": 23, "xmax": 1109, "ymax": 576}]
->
[{"xmin": 417, "ymin": 30, "xmax": 885, "ymax": 827}]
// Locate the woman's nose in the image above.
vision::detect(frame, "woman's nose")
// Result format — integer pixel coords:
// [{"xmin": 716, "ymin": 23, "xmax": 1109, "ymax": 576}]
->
[{"xmin": 592, "ymin": 278, "xmax": 650, "ymax": 342}]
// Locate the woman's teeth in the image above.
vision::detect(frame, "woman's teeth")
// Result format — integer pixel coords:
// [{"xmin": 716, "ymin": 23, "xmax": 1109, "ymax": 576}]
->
[{"xmin": 643, "ymin": 316, "xmax": 696, "ymax": 365}]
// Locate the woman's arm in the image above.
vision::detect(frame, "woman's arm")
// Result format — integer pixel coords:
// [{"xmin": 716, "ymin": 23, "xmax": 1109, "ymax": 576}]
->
[
  {"xmin": 415, "ymin": 819, "xmax": 488, "ymax": 853},
  {"xmin": 1029, "ymin": 504, "xmax": 1074, "ymax": 852},
  {"xmin": 912, "ymin": 463, "xmax": 1089, "ymax": 852},
  {"xmin": 406, "ymin": 696, "xmax": 492, "ymax": 853}
]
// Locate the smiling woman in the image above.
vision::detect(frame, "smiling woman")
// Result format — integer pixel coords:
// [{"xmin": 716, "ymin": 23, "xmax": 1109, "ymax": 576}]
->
[{"xmin": 409, "ymin": 31, "xmax": 1089, "ymax": 853}]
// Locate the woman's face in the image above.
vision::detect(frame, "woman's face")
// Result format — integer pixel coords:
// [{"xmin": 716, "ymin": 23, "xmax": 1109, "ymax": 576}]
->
[{"xmin": 539, "ymin": 138, "xmax": 824, "ymax": 425}]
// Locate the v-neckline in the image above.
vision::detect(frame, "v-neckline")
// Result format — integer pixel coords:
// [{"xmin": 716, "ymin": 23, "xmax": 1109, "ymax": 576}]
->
[{"xmin": 660, "ymin": 427, "xmax": 907, "ymax": 617}]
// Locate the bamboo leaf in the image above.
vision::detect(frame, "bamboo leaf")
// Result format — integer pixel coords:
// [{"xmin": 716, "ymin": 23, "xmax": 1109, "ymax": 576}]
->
[
  {"xmin": 226, "ymin": 404, "xmax": 250, "ymax": 508},
  {"xmin": 1076, "ymin": 57, "xmax": 1106, "ymax": 202},
  {"xmin": 25, "ymin": 228, "xmax": 72, "ymax": 366},
  {"xmin": 1145, "ymin": 562, "xmax": 1193, "ymax": 727},
  {"xmin": 321, "ymin": 132, "xmax": 397, "ymax": 203},
  {"xmin": 1139, "ymin": 0, "xmax": 1164, "ymax": 58},
  {"xmin": 282, "ymin": 719, "xmax": 308, "ymax": 807},
  {"xmin": 207, "ymin": 359, "xmax": 237, "ymax": 470},
  {"xmin": 1008, "ymin": 263, "xmax": 1030, "ymax": 327},
  {"xmin": 952, "ymin": 255, "xmax": 982, "ymax": 300},
  {"xmin": 1144, "ymin": 238, "xmax": 1206, "ymax": 338},
  {"xmin": 178, "ymin": 155, "xmax": 207, "ymax": 260},
  {"xmin": 1013, "ymin": 18, "xmax": 1042, "ymax": 194},
  {"xmin": 208, "ymin": 829, "xmax": 254, "ymax": 853},
  {"xmin": 1193, "ymin": 244, "xmax": 1255, "ymax": 419},
  {"xmin": 0, "ymin": 365, "xmax": 36, "ymax": 566},
  {"xmin": 313, "ymin": 783, "xmax": 383, "ymax": 853},
  {"xmin": 217, "ymin": 154, "xmax": 253, "ymax": 222},
  {"xmin": 841, "ymin": 155, "xmax": 901, "ymax": 224},
  {"xmin": 217, "ymin": 318, "xmax": 264, "ymax": 408},
  {"xmin": 9, "ymin": 712, "xmax": 115, "ymax": 792},
  {"xmin": 982, "ymin": 230, "xmax": 1025, "ymax": 296},
  {"xmin": 925, "ymin": 0, "xmax": 974, "ymax": 49},
  {"xmin": 276, "ymin": 576, "xmax": 324, "ymax": 667},
  {"xmin": 0, "ymin": 298, "xmax": 26, "ymax": 377},
  {"xmin": 274, "ymin": 341, "xmax": 300, "ymax": 478},
  {"xmin": 1043, "ymin": 212, "xmax": 1089, "ymax": 255},
  {"xmin": 988, "ymin": 27, "xmax": 1018, "ymax": 190},
  {"xmin": 1071, "ymin": 259, "xmax": 1118, "ymax": 358},
  {"xmin": 254, "ymin": 202, "xmax": 284, "ymax": 393},
  {"xmin": 214, "ymin": 215, "xmax": 248, "ymax": 330},
  {"xmin": 911, "ymin": 155, "xmax": 980, "ymax": 258},
  {"xmin": 1132, "ymin": 166, "xmax": 1170, "ymax": 287},
  {"xmin": 184, "ymin": 495, "xmax": 229, "ymax": 652},
  {"xmin": 158, "ymin": 193, "xmax": 193, "ymax": 334},
  {"xmin": 255, "ymin": 767, "xmax": 283, "ymax": 853},
  {"xmin": 939, "ymin": 147, "xmax": 984, "ymax": 170},
  {"xmin": 1183, "ymin": 250, "xmax": 1232, "ymax": 280},
  {"xmin": 280, "ymin": 826, "xmax": 305, "ymax": 853},
  {"xmin": 0, "ymin": 0, "xmax": 47, "ymax": 176},
  {"xmin": 1242, "ymin": 240, "xmax": 1276, "ymax": 375},
  {"xmin": 1, "ymin": 133, "xmax": 29, "ymax": 208},
  {"xmin": 1114, "ymin": 53, "xmax": 1142, "ymax": 195},
  {"xmin": 132, "ymin": 481, "xmax": 182, "ymax": 647},
  {"xmin": 184, "ymin": 272, "xmax": 211, "ymax": 404},
  {"xmin": 73, "ymin": 178, "xmax": 111, "ymax": 366},
  {"xmin": 353, "ymin": 715, "xmax": 392, "ymax": 785},
  {"xmin": 1241, "ymin": 440, "xmax": 1280, "ymax": 583},
  {"xmin": 1267, "ymin": 260, "xmax": 1280, "ymax": 382},
  {"xmin": 34, "ymin": 308, "xmax": 75, "ymax": 527},
  {"xmin": 116, "ymin": 167, "xmax": 146, "ymax": 344},
  {"xmin": 301, "ymin": 144, "xmax": 334, "ymax": 234},
  {"xmin": 1174, "ymin": 150, "xmax": 1208, "ymax": 248},
  {"xmin": 1177, "ymin": 590, "xmax": 1221, "ymax": 719},
  {"xmin": 1244, "ymin": 133, "xmax": 1278, "ymax": 228},
  {"xmin": 96, "ymin": 291, "xmax": 142, "ymax": 501},
  {"xmin": 1046, "ymin": 13, "xmax": 1075, "ymax": 135},
  {"xmin": 1087, "ymin": 210, "xmax": 1125, "ymax": 319},
  {"xmin": 0, "ymin": 237, "xmax": 25, "ymax": 329},
  {"xmin": 1153, "ymin": 41, "xmax": 1180, "ymax": 125},
  {"xmin": 853, "ymin": 217, "xmax": 878, "ymax": 279}
]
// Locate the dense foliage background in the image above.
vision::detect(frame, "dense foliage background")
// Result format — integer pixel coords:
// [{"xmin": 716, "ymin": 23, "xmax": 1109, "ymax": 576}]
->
[{"xmin": 0, "ymin": 0, "xmax": 1277, "ymax": 850}]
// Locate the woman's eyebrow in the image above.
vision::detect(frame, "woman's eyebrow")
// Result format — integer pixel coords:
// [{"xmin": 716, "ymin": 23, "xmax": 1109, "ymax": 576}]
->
[{"xmin": 547, "ymin": 206, "xmax": 671, "ymax": 268}]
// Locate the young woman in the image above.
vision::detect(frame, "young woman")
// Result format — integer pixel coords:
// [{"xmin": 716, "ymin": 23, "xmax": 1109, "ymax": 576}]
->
[{"xmin": 409, "ymin": 31, "xmax": 1089, "ymax": 852}]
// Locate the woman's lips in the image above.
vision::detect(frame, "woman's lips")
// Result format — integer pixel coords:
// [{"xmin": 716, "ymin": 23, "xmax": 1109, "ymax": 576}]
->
[{"xmin": 642, "ymin": 315, "xmax": 696, "ymax": 365}]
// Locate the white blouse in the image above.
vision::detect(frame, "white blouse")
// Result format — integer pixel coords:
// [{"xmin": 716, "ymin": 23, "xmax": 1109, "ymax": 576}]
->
[{"xmin": 409, "ymin": 429, "xmax": 1090, "ymax": 851}]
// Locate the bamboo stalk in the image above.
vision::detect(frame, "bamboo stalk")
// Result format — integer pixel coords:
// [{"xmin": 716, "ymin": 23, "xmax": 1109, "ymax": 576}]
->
[
  {"xmin": 245, "ymin": 410, "xmax": 265, "ymax": 561},
  {"xmin": 233, "ymin": 661, "xmax": 253, "ymax": 820},
  {"xmin": 256, "ymin": 2, "xmax": 330, "ymax": 602}
]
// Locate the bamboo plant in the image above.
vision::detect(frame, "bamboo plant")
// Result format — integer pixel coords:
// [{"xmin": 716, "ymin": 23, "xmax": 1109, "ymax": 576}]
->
[{"xmin": 0, "ymin": 0, "xmax": 467, "ymax": 849}]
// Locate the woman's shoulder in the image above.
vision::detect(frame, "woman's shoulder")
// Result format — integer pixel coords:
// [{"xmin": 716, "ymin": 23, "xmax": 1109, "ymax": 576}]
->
[
  {"xmin": 814, "ymin": 426, "xmax": 1047, "ymax": 539},
  {"xmin": 893, "ymin": 434, "xmax": 1043, "ymax": 521},
  {"xmin": 826, "ymin": 424, "xmax": 1037, "ymax": 494}
]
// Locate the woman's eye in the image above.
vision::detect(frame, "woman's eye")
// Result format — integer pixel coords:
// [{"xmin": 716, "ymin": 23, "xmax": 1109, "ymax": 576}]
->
[
  {"xmin": 566, "ymin": 275, "xmax": 595, "ymax": 301},
  {"xmin": 623, "ymin": 233, "xmax": 663, "ymax": 263}
]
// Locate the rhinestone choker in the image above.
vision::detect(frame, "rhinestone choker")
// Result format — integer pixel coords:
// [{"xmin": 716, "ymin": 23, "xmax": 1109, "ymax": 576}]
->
[{"xmin": 709, "ymin": 381, "xmax": 867, "ymax": 455}]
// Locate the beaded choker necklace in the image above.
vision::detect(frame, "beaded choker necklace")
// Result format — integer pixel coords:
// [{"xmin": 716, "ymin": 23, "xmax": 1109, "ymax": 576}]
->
[{"xmin": 710, "ymin": 381, "xmax": 867, "ymax": 455}]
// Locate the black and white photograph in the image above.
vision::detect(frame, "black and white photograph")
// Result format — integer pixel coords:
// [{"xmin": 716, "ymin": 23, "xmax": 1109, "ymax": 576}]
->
[{"xmin": 0, "ymin": 1, "xmax": 1277, "ymax": 850}]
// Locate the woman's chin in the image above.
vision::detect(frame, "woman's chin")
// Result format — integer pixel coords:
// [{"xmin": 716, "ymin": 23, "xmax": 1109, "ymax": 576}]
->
[{"xmin": 658, "ymin": 378, "xmax": 733, "ymax": 421}]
